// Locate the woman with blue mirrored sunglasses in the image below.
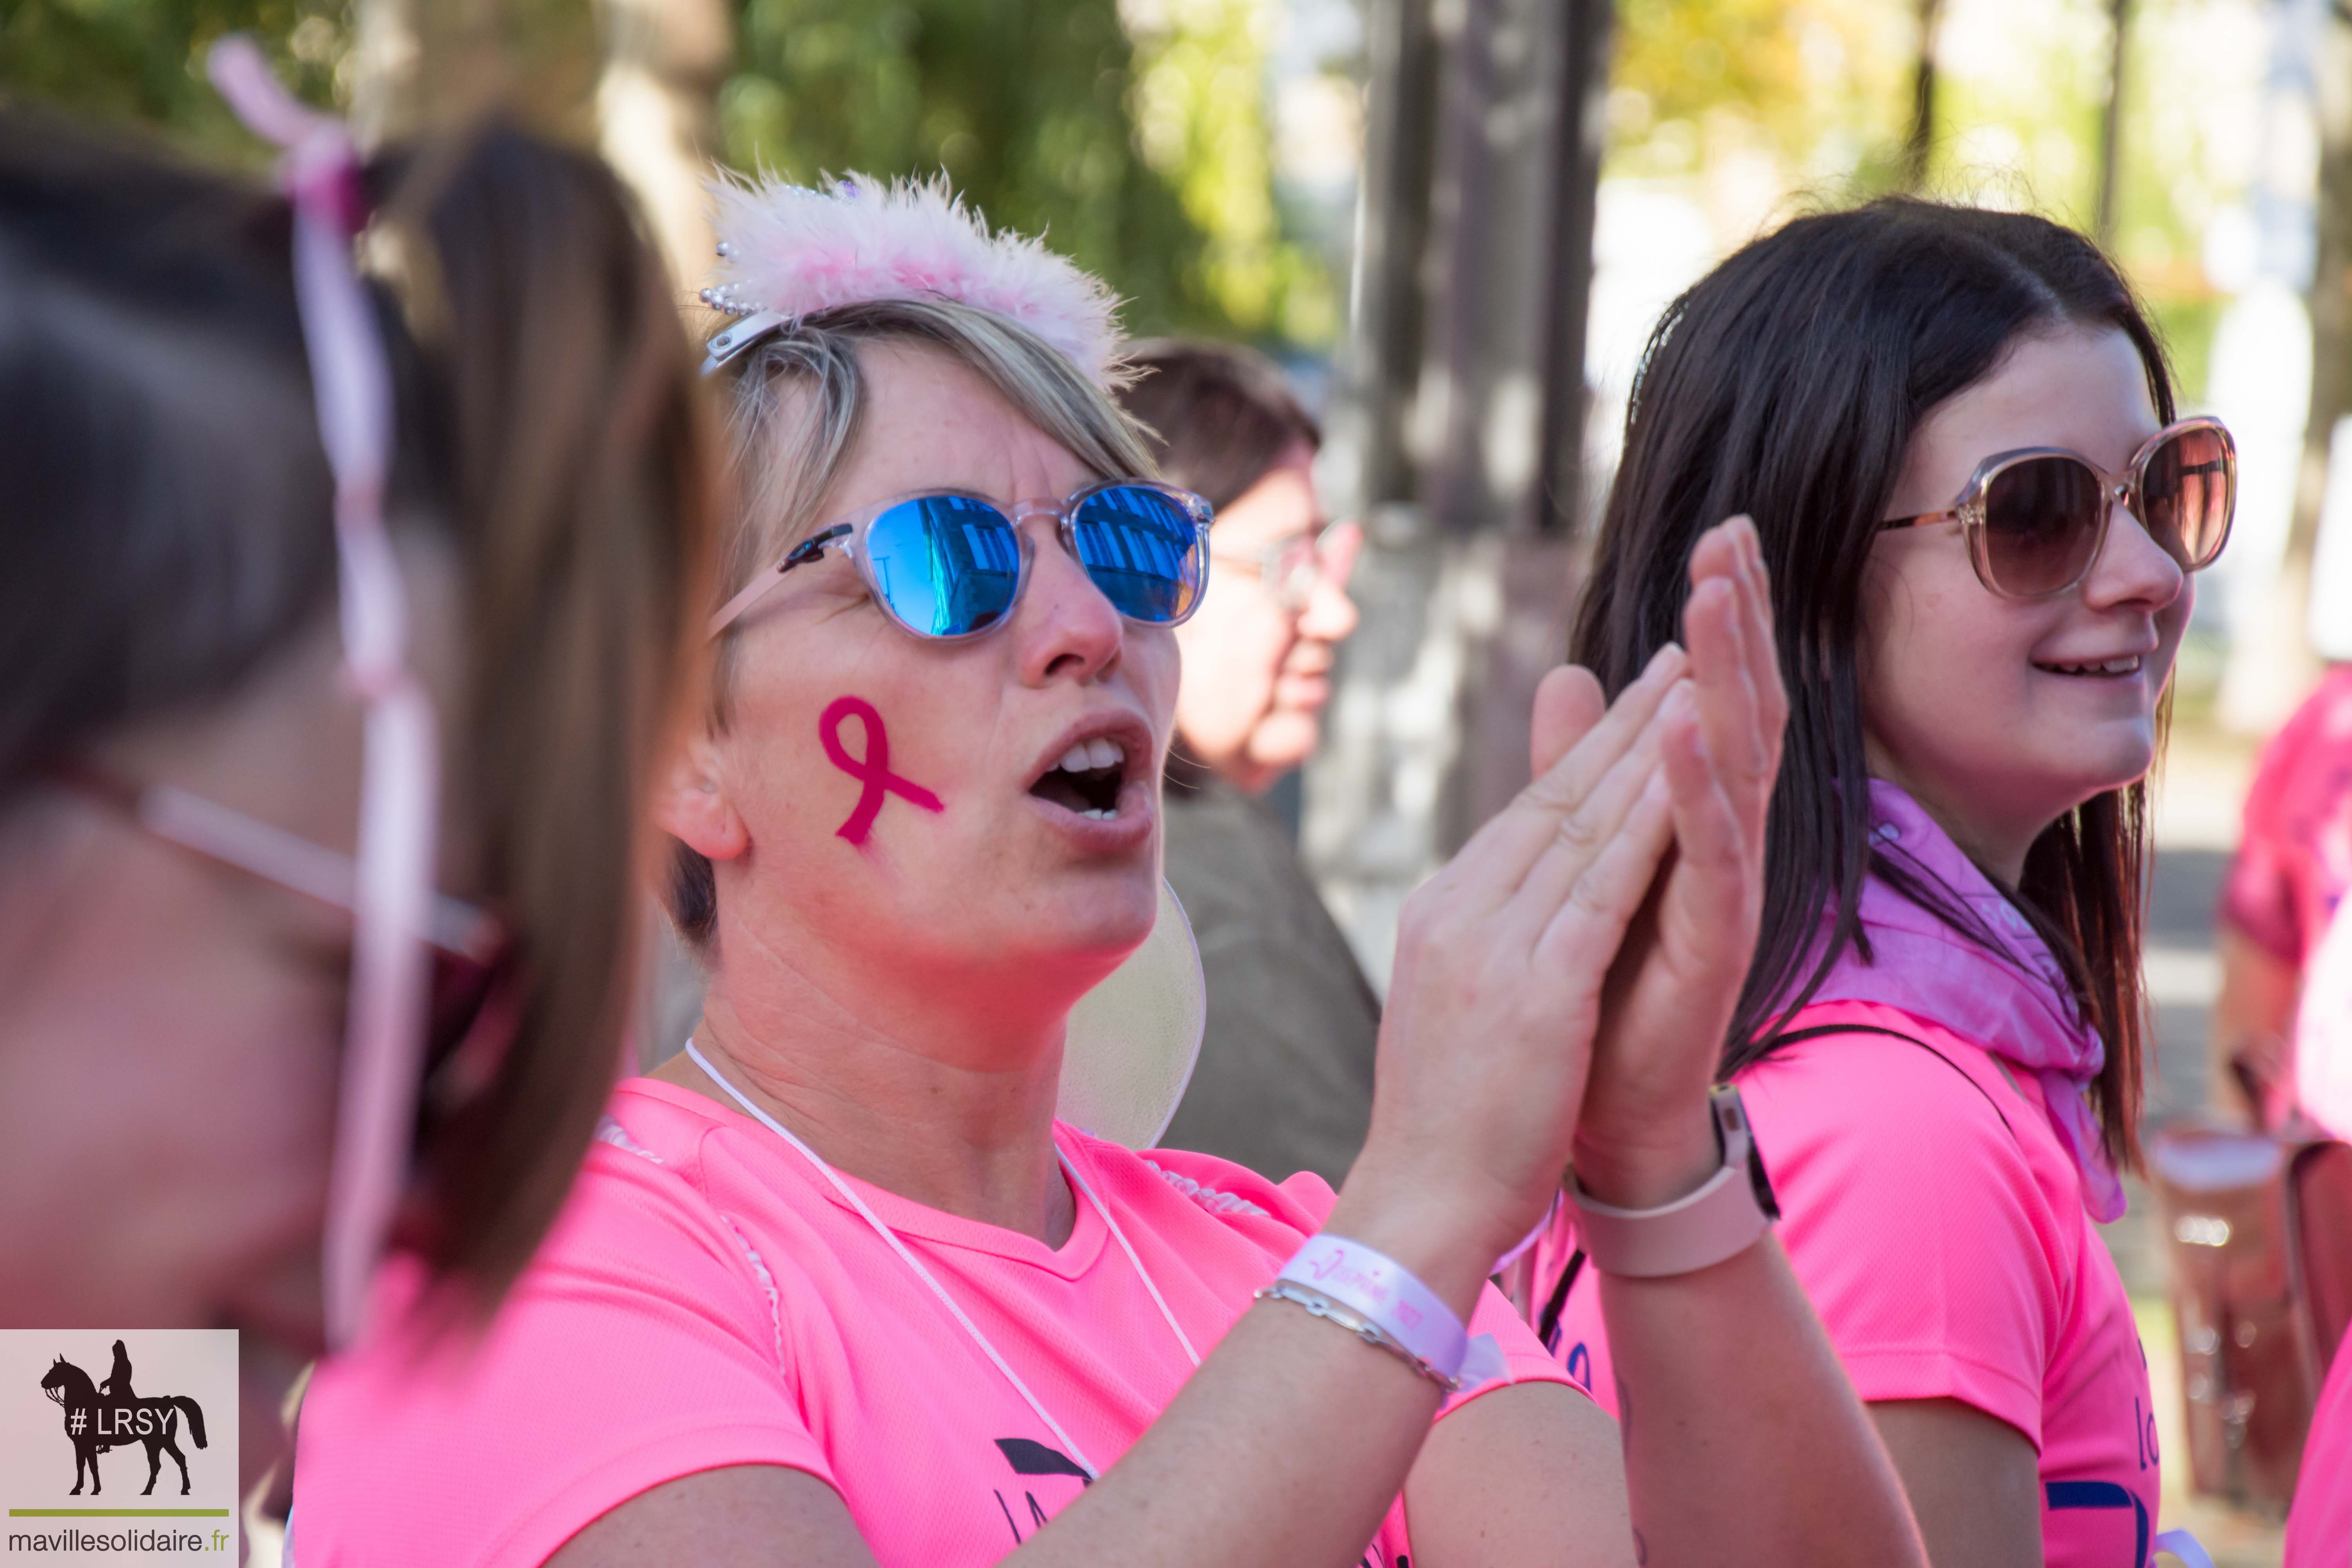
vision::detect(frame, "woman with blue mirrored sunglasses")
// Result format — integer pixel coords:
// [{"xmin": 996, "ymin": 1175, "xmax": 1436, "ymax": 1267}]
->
[
  {"xmin": 298, "ymin": 180, "xmax": 1926, "ymax": 1568},
  {"xmin": 707, "ymin": 480, "xmax": 1214, "ymax": 641}
]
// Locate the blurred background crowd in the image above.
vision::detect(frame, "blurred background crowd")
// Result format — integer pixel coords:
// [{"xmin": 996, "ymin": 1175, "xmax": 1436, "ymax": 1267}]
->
[{"xmin": 6, "ymin": 0, "xmax": 2348, "ymax": 1558}]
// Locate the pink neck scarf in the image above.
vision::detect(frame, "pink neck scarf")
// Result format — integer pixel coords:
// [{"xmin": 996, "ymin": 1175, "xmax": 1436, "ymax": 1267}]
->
[{"xmin": 1799, "ymin": 780, "xmax": 2127, "ymax": 1222}]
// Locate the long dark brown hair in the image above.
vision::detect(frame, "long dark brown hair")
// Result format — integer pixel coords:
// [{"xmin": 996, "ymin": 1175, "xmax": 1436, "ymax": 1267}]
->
[
  {"xmin": 0, "ymin": 109, "xmax": 715, "ymax": 1304},
  {"xmin": 1570, "ymin": 198, "xmax": 2169, "ymax": 1167}
]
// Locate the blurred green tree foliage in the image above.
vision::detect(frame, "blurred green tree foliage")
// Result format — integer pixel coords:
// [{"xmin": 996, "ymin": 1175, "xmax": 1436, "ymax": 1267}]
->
[
  {"xmin": 1597, "ymin": 0, "xmax": 2229, "ymax": 402},
  {"xmin": 0, "ymin": 0, "xmax": 346, "ymax": 160},
  {"xmin": 719, "ymin": 0, "xmax": 1272, "ymax": 340},
  {"xmin": 1604, "ymin": 0, "xmax": 1915, "ymax": 187},
  {"xmin": 0, "ymin": 0, "xmax": 1315, "ymax": 344},
  {"xmin": 1124, "ymin": 0, "xmax": 1335, "ymax": 345}
]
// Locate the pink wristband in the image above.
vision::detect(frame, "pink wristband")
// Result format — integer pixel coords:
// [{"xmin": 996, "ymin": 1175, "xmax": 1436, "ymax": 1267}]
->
[{"xmin": 1278, "ymin": 1234, "xmax": 1467, "ymax": 1383}]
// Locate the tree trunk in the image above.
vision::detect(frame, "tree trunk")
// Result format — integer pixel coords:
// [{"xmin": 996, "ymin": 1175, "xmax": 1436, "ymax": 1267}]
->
[
  {"xmin": 344, "ymin": 0, "xmax": 728, "ymax": 299},
  {"xmin": 2096, "ymin": 0, "xmax": 2130, "ymax": 244},
  {"xmin": 2289, "ymin": 2, "xmax": 2352, "ymax": 646},
  {"xmin": 595, "ymin": 0, "xmax": 734, "ymax": 295},
  {"xmin": 345, "ymin": 0, "xmax": 603, "ymax": 143},
  {"xmin": 1901, "ymin": 0, "xmax": 1944, "ymax": 191},
  {"xmin": 1308, "ymin": 0, "xmax": 1610, "ymax": 990},
  {"xmin": 2216, "ymin": 0, "xmax": 2335, "ymax": 732}
]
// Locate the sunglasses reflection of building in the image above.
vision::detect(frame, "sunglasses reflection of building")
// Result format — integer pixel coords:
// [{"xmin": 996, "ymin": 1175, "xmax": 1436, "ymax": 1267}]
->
[
  {"xmin": 880, "ymin": 492, "xmax": 1198, "ymax": 635},
  {"xmin": 1070, "ymin": 488, "xmax": 1198, "ymax": 622}
]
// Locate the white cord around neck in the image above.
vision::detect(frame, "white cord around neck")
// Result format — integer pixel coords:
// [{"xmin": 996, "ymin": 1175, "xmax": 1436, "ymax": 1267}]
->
[{"xmin": 682, "ymin": 1039, "xmax": 1201, "ymax": 1479}]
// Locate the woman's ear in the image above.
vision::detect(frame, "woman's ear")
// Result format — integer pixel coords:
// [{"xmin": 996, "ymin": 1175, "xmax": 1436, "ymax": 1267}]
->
[{"xmin": 655, "ymin": 731, "xmax": 750, "ymax": 862}]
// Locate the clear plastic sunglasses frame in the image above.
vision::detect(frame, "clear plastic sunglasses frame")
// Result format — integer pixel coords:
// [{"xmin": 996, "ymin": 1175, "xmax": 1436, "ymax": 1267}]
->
[{"xmin": 707, "ymin": 480, "xmax": 1215, "ymax": 641}]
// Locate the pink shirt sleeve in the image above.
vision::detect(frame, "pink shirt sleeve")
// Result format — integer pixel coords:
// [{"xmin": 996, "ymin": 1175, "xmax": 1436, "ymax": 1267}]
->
[
  {"xmin": 1452, "ymin": 1281, "xmax": 1583, "ymax": 1412},
  {"xmin": 2285, "ymin": 1329, "xmax": 2352, "ymax": 1568},
  {"xmin": 2225, "ymin": 704, "xmax": 2318, "ymax": 961},
  {"xmin": 294, "ymin": 1143, "xmax": 831, "ymax": 1568},
  {"xmin": 1744, "ymin": 1031, "xmax": 2058, "ymax": 1448},
  {"xmin": 2220, "ymin": 670, "xmax": 2352, "ymax": 967}
]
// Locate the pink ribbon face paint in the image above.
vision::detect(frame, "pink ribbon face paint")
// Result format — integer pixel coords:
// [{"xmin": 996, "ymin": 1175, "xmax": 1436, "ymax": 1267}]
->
[{"xmin": 820, "ymin": 696, "xmax": 943, "ymax": 844}]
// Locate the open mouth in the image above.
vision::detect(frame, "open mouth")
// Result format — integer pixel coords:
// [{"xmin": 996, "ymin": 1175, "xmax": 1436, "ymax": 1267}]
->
[
  {"xmin": 1029, "ymin": 736, "xmax": 1131, "ymax": 820},
  {"xmin": 2035, "ymin": 656, "xmax": 2143, "ymax": 677}
]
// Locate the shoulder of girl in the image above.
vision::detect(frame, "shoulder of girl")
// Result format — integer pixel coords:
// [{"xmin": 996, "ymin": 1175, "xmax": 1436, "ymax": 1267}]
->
[{"xmin": 1742, "ymin": 1005, "xmax": 2029, "ymax": 1154}]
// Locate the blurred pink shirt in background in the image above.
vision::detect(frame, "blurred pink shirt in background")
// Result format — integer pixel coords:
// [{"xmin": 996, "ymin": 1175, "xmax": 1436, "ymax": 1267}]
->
[
  {"xmin": 2223, "ymin": 665, "xmax": 2352, "ymax": 1134},
  {"xmin": 2223, "ymin": 666, "xmax": 2352, "ymax": 973}
]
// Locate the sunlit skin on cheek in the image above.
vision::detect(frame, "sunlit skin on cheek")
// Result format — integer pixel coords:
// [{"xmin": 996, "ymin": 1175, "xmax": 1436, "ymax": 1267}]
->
[{"xmin": 1860, "ymin": 324, "xmax": 2190, "ymax": 881}]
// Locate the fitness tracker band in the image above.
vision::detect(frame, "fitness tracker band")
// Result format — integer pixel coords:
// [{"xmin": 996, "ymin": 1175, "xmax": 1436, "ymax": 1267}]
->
[{"xmin": 1568, "ymin": 1085, "xmax": 1780, "ymax": 1278}]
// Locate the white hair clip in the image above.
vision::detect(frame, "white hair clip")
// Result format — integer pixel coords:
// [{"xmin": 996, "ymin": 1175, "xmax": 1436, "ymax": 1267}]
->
[{"xmin": 699, "ymin": 174, "xmax": 1124, "ymax": 387}]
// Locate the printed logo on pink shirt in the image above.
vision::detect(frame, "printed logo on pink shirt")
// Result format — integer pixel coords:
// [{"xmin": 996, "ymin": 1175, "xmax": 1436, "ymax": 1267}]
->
[
  {"xmin": 1140, "ymin": 1159, "xmax": 1270, "ymax": 1218},
  {"xmin": 987, "ymin": 1441, "xmax": 1407, "ymax": 1568}
]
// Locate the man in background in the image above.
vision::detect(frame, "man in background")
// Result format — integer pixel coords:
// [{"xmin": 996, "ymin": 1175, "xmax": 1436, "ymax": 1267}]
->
[{"xmin": 1118, "ymin": 339, "xmax": 1377, "ymax": 1185}]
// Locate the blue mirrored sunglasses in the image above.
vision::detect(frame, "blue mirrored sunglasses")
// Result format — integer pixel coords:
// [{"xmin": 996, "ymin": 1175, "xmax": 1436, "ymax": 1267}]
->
[{"xmin": 708, "ymin": 481, "xmax": 1215, "ymax": 642}]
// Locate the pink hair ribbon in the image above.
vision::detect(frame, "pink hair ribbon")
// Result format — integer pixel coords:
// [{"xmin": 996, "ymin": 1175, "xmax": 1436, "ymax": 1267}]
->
[{"xmin": 209, "ymin": 36, "xmax": 442, "ymax": 1349}]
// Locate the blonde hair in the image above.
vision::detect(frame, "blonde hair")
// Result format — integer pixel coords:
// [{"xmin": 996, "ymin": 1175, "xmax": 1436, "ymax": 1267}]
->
[{"xmin": 670, "ymin": 296, "xmax": 1157, "ymax": 944}]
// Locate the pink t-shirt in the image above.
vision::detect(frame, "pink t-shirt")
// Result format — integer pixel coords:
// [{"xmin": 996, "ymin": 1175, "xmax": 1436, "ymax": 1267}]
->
[
  {"xmin": 2223, "ymin": 664, "xmax": 2352, "ymax": 971},
  {"xmin": 289, "ymin": 1078, "xmax": 1573, "ymax": 1568},
  {"xmin": 1533, "ymin": 1000, "xmax": 2161, "ymax": 1568},
  {"xmin": 2285, "ymin": 1330, "xmax": 2352, "ymax": 1568}
]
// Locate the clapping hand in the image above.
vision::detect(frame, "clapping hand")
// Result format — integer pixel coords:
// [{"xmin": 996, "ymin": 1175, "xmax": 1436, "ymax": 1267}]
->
[
  {"xmin": 1333, "ymin": 516, "xmax": 1785, "ymax": 1303},
  {"xmin": 1570, "ymin": 516, "xmax": 1787, "ymax": 1208}
]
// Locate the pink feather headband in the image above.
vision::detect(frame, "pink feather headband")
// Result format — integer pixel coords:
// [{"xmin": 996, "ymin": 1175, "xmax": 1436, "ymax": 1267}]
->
[{"xmin": 699, "ymin": 174, "xmax": 1124, "ymax": 387}]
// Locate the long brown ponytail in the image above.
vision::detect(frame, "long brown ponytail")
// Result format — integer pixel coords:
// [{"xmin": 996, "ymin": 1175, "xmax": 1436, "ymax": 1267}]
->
[{"xmin": 370, "ymin": 123, "xmax": 715, "ymax": 1303}]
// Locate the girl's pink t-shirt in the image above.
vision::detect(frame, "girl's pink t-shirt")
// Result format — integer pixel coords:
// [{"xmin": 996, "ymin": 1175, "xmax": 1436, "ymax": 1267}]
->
[
  {"xmin": 289, "ymin": 1078, "xmax": 1572, "ymax": 1568},
  {"xmin": 2285, "ymin": 1331, "xmax": 2352, "ymax": 1567},
  {"xmin": 1534, "ymin": 1000, "xmax": 2161, "ymax": 1568}
]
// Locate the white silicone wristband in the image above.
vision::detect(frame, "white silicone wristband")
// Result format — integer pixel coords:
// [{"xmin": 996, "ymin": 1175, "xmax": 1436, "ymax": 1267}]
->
[{"xmin": 1276, "ymin": 1234, "xmax": 1468, "ymax": 1383}]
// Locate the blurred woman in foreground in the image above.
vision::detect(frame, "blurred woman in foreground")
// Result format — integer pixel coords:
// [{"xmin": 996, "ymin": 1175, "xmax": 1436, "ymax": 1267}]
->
[
  {"xmin": 0, "ymin": 51, "xmax": 710, "ymax": 1504},
  {"xmin": 290, "ymin": 176, "xmax": 1926, "ymax": 1568}
]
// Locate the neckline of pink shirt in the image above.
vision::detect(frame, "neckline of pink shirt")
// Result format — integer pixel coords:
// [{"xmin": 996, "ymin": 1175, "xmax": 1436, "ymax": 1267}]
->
[
  {"xmin": 625, "ymin": 1077, "xmax": 1122, "ymax": 1278},
  {"xmin": 1798, "ymin": 780, "xmax": 2126, "ymax": 1221},
  {"xmin": 668, "ymin": 1044, "xmax": 1203, "ymax": 1481}
]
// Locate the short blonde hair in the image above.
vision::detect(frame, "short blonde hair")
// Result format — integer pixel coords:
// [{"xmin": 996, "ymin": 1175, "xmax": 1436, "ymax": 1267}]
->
[
  {"xmin": 670, "ymin": 297, "xmax": 1158, "ymax": 945},
  {"xmin": 716, "ymin": 296, "xmax": 1155, "ymax": 615}
]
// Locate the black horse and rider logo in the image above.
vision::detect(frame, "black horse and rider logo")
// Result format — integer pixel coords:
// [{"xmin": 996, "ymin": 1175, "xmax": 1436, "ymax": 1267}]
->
[{"xmin": 36, "ymin": 1340, "xmax": 209, "ymax": 1496}]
